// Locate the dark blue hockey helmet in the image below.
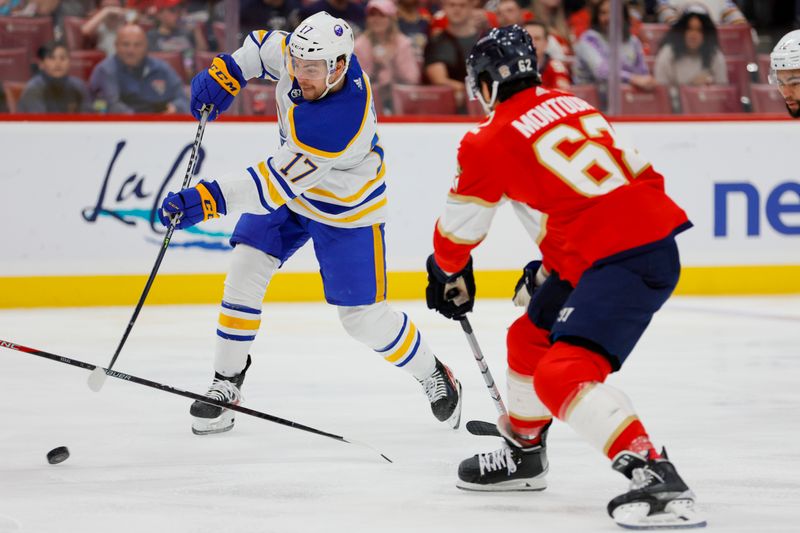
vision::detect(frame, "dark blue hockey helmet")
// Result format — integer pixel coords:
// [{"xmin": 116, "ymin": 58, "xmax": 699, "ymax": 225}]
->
[{"xmin": 466, "ymin": 25, "xmax": 541, "ymax": 112}]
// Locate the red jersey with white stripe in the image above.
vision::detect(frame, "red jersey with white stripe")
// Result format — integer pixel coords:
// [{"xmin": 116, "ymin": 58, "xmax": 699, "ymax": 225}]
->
[{"xmin": 433, "ymin": 86, "xmax": 690, "ymax": 286}]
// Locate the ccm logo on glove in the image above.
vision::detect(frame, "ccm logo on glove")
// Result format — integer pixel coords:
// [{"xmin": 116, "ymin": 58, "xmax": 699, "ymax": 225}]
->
[{"xmin": 209, "ymin": 57, "xmax": 241, "ymax": 96}]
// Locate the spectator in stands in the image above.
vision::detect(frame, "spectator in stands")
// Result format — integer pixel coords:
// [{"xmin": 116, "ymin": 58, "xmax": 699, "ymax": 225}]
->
[
  {"xmin": 147, "ymin": 0, "xmax": 208, "ymax": 73},
  {"xmin": 656, "ymin": 0, "xmax": 746, "ymax": 25},
  {"xmin": 429, "ymin": 0, "xmax": 496, "ymax": 38},
  {"xmin": 424, "ymin": 0, "xmax": 480, "ymax": 110},
  {"xmin": 496, "ymin": 0, "xmax": 527, "ymax": 26},
  {"xmin": 60, "ymin": 0, "xmax": 93, "ymax": 17},
  {"xmin": 653, "ymin": 7, "xmax": 727, "ymax": 89},
  {"xmin": 81, "ymin": 0, "xmax": 138, "ymax": 56},
  {"xmin": 569, "ymin": 1, "xmax": 647, "ymax": 49},
  {"xmin": 239, "ymin": 0, "xmax": 301, "ymax": 35},
  {"xmin": 18, "ymin": 40, "xmax": 92, "ymax": 113},
  {"xmin": 396, "ymin": 0, "xmax": 432, "ymax": 64},
  {"xmin": 574, "ymin": 0, "xmax": 654, "ymax": 102},
  {"xmin": 14, "ymin": 0, "xmax": 66, "ymax": 40},
  {"xmin": 300, "ymin": 0, "xmax": 366, "ymax": 34},
  {"xmin": 1, "ymin": 0, "xmax": 26, "ymax": 16},
  {"xmin": 525, "ymin": 20, "xmax": 572, "ymax": 90},
  {"xmin": 532, "ymin": 0, "xmax": 572, "ymax": 56},
  {"xmin": 89, "ymin": 24, "xmax": 189, "ymax": 114},
  {"xmin": 355, "ymin": 0, "xmax": 420, "ymax": 113}
]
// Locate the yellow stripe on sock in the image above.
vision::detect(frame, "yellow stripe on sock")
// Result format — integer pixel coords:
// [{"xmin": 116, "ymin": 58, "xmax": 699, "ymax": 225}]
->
[
  {"xmin": 384, "ymin": 323, "xmax": 418, "ymax": 363},
  {"xmin": 218, "ymin": 314, "xmax": 261, "ymax": 331}
]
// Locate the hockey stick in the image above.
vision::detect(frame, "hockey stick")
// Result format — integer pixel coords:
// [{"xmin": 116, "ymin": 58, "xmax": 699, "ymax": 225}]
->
[
  {"xmin": 88, "ymin": 105, "xmax": 213, "ymax": 393},
  {"xmin": 1, "ymin": 339, "xmax": 392, "ymax": 463},
  {"xmin": 458, "ymin": 317, "xmax": 507, "ymax": 416}
]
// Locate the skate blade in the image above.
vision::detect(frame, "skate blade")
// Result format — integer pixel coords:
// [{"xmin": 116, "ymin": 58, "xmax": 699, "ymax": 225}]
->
[
  {"xmin": 445, "ymin": 381, "xmax": 463, "ymax": 430},
  {"xmin": 191, "ymin": 411, "xmax": 235, "ymax": 436},
  {"xmin": 456, "ymin": 474, "xmax": 547, "ymax": 492},
  {"xmin": 613, "ymin": 498, "xmax": 707, "ymax": 530}
]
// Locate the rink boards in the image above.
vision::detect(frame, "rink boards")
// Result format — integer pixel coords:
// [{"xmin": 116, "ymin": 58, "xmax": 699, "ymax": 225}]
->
[{"xmin": 1, "ymin": 116, "xmax": 798, "ymax": 307}]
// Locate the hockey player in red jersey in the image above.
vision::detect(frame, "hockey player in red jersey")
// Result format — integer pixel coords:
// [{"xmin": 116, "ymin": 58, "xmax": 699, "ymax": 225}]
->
[{"xmin": 424, "ymin": 26, "xmax": 706, "ymax": 529}]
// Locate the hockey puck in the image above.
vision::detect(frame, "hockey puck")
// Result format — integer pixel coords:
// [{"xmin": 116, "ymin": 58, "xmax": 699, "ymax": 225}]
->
[{"xmin": 46, "ymin": 446, "xmax": 70, "ymax": 465}]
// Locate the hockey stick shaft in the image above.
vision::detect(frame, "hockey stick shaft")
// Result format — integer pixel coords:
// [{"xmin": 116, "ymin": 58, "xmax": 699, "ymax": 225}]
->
[
  {"xmin": 2, "ymin": 339, "xmax": 391, "ymax": 463},
  {"xmin": 458, "ymin": 317, "xmax": 507, "ymax": 416},
  {"xmin": 88, "ymin": 106, "xmax": 212, "ymax": 392}
]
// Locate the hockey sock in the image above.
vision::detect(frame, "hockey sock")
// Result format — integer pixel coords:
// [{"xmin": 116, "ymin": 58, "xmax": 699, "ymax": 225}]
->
[
  {"xmin": 534, "ymin": 341, "xmax": 658, "ymax": 460},
  {"xmin": 214, "ymin": 245, "xmax": 279, "ymax": 377},
  {"xmin": 507, "ymin": 369, "xmax": 552, "ymax": 445},
  {"xmin": 506, "ymin": 316, "xmax": 554, "ymax": 444},
  {"xmin": 338, "ymin": 302, "xmax": 436, "ymax": 380}
]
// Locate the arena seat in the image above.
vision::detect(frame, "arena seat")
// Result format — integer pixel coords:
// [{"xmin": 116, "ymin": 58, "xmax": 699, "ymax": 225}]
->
[
  {"xmin": 717, "ymin": 24, "xmax": 756, "ymax": 63},
  {"xmin": 0, "ymin": 16, "xmax": 54, "ymax": 63},
  {"xmin": 0, "ymin": 48, "xmax": 31, "ymax": 82},
  {"xmin": 150, "ymin": 51, "xmax": 187, "ymax": 83},
  {"xmin": 63, "ymin": 16, "xmax": 95, "ymax": 50},
  {"xmin": 240, "ymin": 82, "xmax": 278, "ymax": 116},
  {"xmin": 639, "ymin": 23, "xmax": 670, "ymax": 52},
  {"xmin": 725, "ymin": 55, "xmax": 753, "ymax": 101},
  {"xmin": 621, "ymin": 85, "xmax": 672, "ymax": 115},
  {"xmin": 3, "ymin": 81, "xmax": 26, "ymax": 113},
  {"xmin": 568, "ymin": 85, "xmax": 600, "ymax": 109},
  {"xmin": 750, "ymin": 83, "xmax": 789, "ymax": 114},
  {"xmin": 391, "ymin": 85, "xmax": 457, "ymax": 115},
  {"xmin": 212, "ymin": 21, "xmax": 227, "ymax": 51},
  {"xmin": 69, "ymin": 50, "xmax": 105, "ymax": 81},
  {"xmin": 466, "ymin": 97, "xmax": 487, "ymax": 117},
  {"xmin": 193, "ymin": 50, "xmax": 218, "ymax": 74},
  {"xmin": 757, "ymin": 53, "xmax": 772, "ymax": 83},
  {"xmin": 679, "ymin": 85, "xmax": 740, "ymax": 114}
]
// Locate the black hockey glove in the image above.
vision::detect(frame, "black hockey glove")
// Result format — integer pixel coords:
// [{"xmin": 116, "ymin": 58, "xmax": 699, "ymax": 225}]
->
[
  {"xmin": 426, "ymin": 255, "xmax": 476, "ymax": 320},
  {"xmin": 512, "ymin": 260, "xmax": 543, "ymax": 308}
]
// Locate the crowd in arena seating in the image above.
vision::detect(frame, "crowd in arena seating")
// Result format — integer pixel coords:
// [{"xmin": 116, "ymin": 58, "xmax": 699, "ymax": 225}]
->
[{"xmin": 0, "ymin": 0, "xmax": 796, "ymax": 115}]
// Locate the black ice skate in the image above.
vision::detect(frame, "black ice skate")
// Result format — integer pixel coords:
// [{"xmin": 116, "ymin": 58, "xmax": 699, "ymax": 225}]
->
[
  {"xmin": 418, "ymin": 358, "xmax": 462, "ymax": 429},
  {"xmin": 190, "ymin": 356, "xmax": 251, "ymax": 435},
  {"xmin": 608, "ymin": 449, "xmax": 706, "ymax": 529},
  {"xmin": 457, "ymin": 418, "xmax": 548, "ymax": 491}
]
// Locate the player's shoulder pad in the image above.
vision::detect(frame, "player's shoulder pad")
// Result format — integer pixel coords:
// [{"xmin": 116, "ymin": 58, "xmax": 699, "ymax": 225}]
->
[{"xmin": 288, "ymin": 56, "xmax": 371, "ymax": 158}]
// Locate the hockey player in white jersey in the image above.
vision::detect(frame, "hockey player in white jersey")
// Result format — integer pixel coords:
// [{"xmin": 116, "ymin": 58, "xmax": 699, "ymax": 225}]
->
[
  {"xmin": 769, "ymin": 29, "xmax": 800, "ymax": 118},
  {"xmin": 158, "ymin": 11, "xmax": 461, "ymax": 435}
]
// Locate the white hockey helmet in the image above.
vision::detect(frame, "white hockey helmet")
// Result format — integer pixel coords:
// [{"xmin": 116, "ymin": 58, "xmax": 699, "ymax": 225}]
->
[
  {"xmin": 289, "ymin": 11, "xmax": 354, "ymax": 94},
  {"xmin": 770, "ymin": 30, "xmax": 800, "ymax": 79}
]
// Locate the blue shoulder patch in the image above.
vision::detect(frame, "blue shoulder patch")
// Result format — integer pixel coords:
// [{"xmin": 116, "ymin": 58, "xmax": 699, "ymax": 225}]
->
[{"xmin": 289, "ymin": 57, "xmax": 371, "ymax": 157}]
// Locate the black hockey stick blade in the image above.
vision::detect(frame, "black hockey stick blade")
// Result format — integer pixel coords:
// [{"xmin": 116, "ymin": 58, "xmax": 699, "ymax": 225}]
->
[
  {"xmin": 2, "ymin": 339, "xmax": 392, "ymax": 463},
  {"xmin": 465, "ymin": 420, "xmax": 501, "ymax": 437}
]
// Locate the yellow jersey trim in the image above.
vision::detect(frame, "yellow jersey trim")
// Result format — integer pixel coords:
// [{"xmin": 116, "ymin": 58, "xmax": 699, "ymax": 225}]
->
[{"xmin": 306, "ymin": 164, "xmax": 385, "ymax": 203}]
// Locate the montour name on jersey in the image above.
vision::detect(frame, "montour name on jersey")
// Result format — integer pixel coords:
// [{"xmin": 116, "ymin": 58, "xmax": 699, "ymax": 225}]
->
[{"xmin": 511, "ymin": 96, "xmax": 594, "ymax": 139}]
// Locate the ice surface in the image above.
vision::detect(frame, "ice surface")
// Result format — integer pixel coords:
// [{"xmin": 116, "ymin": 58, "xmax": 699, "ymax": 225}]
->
[{"xmin": 1, "ymin": 297, "xmax": 798, "ymax": 532}]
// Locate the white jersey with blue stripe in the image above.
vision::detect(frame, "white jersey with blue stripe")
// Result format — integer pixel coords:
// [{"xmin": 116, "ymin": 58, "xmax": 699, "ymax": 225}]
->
[{"xmin": 218, "ymin": 30, "xmax": 386, "ymax": 228}]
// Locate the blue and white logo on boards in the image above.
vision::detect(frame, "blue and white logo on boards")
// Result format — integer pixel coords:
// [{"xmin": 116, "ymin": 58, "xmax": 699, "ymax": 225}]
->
[
  {"xmin": 82, "ymin": 140, "xmax": 232, "ymax": 251},
  {"xmin": 714, "ymin": 181, "xmax": 800, "ymax": 237}
]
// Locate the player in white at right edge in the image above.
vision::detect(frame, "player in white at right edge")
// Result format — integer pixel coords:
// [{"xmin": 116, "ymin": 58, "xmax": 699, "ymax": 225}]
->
[
  {"xmin": 770, "ymin": 29, "xmax": 800, "ymax": 118},
  {"xmin": 158, "ymin": 11, "xmax": 462, "ymax": 435}
]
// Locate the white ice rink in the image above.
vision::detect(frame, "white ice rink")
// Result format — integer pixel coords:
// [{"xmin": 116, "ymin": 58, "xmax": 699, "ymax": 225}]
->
[{"xmin": 1, "ymin": 297, "xmax": 798, "ymax": 532}]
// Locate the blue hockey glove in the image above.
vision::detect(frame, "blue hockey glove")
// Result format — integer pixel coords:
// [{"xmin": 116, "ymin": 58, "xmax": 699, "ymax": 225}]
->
[
  {"xmin": 190, "ymin": 54, "xmax": 247, "ymax": 120},
  {"xmin": 426, "ymin": 255, "xmax": 476, "ymax": 320},
  {"xmin": 159, "ymin": 180, "xmax": 227, "ymax": 230},
  {"xmin": 512, "ymin": 260, "xmax": 544, "ymax": 307}
]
